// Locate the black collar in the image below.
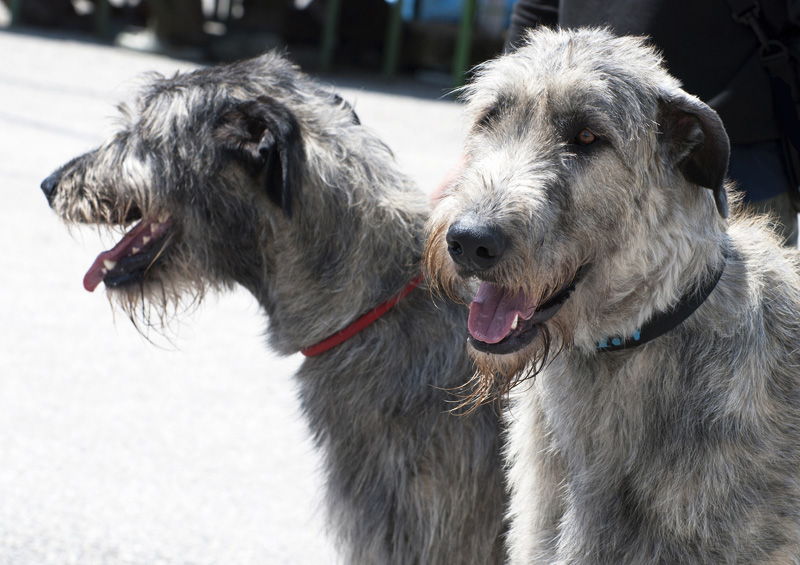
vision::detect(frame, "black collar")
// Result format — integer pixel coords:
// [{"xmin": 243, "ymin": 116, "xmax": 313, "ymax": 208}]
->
[{"xmin": 596, "ymin": 251, "xmax": 728, "ymax": 353}]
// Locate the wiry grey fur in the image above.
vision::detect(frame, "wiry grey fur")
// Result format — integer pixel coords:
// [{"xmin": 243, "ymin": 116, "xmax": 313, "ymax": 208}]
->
[
  {"xmin": 41, "ymin": 53, "xmax": 505, "ymax": 564},
  {"xmin": 425, "ymin": 28, "xmax": 800, "ymax": 563}
]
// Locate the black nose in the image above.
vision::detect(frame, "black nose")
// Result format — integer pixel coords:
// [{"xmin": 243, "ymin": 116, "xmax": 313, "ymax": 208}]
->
[
  {"xmin": 40, "ymin": 170, "xmax": 62, "ymax": 203},
  {"xmin": 446, "ymin": 215, "xmax": 507, "ymax": 271}
]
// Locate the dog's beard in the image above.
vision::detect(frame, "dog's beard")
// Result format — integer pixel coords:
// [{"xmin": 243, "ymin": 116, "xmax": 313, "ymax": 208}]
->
[
  {"xmin": 104, "ymin": 254, "xmax": 220, "ymax": 343},
  {"xmin": 453, "ymin": 318, "xmax": 569, "ymax": 413}
]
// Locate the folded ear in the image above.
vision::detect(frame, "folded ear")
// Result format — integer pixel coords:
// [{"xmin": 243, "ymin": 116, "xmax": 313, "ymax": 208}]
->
[
  {"xmin": 657, "ymin": 92, "xmax": 730, "ymax": 218},
  {"xmin": 214, "ymin": 97, "xmax": 304, "ymax": 218}
]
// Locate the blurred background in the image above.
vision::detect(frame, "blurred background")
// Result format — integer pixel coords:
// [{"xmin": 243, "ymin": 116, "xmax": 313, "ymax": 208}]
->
[
  {"xmin": 2, "ymin": 0, "xmax": 515, "ymax": 86},
  {"xmin": 0, "ymin": 1, "xmax": 506, "ymax": 563}
]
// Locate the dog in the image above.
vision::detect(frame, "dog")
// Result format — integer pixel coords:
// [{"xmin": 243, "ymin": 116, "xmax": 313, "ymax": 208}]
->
[
  {"xmin": 41, "ymin": 52, "xmax": 506, "ymax": 564},
  {"xmin": 425, "ymin": 27, "xmax": 800, "ymax": 563}
]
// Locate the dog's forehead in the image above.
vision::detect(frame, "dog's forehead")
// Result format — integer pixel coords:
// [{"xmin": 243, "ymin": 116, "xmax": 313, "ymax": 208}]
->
[
  {"xmin": 465, "ymin": 29, "xmax": 677, "ymax": 140},
  {"xmin": 468, "ymin": 73, "xmax": 646, "ymax": 144}
]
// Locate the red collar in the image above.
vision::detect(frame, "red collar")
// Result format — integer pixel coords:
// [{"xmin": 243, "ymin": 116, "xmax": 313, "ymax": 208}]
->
[{"xmin": 301, "ymin": 275, "xmax": 424, "ymax": 357}]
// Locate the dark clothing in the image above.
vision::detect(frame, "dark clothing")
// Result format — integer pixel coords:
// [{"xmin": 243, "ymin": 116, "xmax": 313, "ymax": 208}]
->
[
  {"xmin": 506, "ymin": 0, "xmax": 800, "ymax": 201},
  {"xmin": 507, "ymin": 0, "xmax": 558, "ymax": 42},
  {"xmin": 508, "ymin": 0, "xmax": 798, "ymax": 143},
  {"xmin": 730, "ymin": 140, "xmax": 794, "ymax": 198}
]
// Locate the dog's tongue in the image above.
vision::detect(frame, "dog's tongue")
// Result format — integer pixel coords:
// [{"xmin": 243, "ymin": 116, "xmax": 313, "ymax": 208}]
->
[
  {"xmin": 468, "ymin": 282, "xmax": 534, "ymax": 344},
  {"xmin": 82, "ymin": 219, "xmax": 170, "ymax": 292}
]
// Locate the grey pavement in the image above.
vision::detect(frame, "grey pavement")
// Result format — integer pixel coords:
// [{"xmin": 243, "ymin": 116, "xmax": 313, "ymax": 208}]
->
[{"xmin": 0, "ymin": 25, "xmax": 464, "ymax": 565}]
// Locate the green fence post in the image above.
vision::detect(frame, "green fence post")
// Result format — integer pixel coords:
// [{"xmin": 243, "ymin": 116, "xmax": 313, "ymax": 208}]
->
[
  {"xmin": 94, "ymin": 0, "xmax": 110, "ymax": 39},
  {"xmin": 10, "ymin": 0, "xmax": 21, "ymax": 26},
  {"xmin": 383, "ymin": 0, "xmax": 404, "ymax": 77},
  {"xmin": 452, "ymin": 0, "xmax": 477, "ymax": 88},
  {"xmin": 320, "ymin": 0, "xmax": 342, "ymax": 71}
]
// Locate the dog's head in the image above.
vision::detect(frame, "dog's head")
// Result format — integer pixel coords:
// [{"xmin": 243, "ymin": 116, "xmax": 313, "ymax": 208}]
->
[
  {"xmin": 424, "ymin": 28, "xmax": 731, "ymax": 402},
  {"xmin": 40, "ymin": 53, "xmax": 366, "ymax": 328}
]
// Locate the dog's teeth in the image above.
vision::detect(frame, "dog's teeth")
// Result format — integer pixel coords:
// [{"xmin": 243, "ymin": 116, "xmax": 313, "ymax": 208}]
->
[
  {"xmin": 132, "ymin": 247, "xmax": 140, "ymax": 254},
  {"xmin": 511, "ymin": 314, "xmax": 520, "ymax": 330},
  {"xmin": 103, "ymin": 260, "xmax": 117, "ymax": 270},
  {"xmin": 142, "ymin": 236, "xmax": 151, "ymax": 245}
]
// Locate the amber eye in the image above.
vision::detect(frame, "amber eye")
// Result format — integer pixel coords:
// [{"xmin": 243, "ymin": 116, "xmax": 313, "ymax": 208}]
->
[{"xmin": 575, "ymin": 128, "xmax": 597, "ymax": 145}]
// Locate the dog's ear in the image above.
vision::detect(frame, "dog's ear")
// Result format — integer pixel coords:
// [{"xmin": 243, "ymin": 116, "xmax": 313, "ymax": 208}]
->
[
  {"xmin": 215, "ymin": 97, "xmax": 304, "ymax": 218},
  {"xmin": 332, "ymin": 93, "xmax": 361, "ymax": 125},
  {"xmin": 657, "ymin": 92, "xmax": 730, "ymax": 218}
]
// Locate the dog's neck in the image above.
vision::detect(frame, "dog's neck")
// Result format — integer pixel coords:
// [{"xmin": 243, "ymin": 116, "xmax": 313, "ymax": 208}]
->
[
  {"xmin": 571, "ymin": 204, "xmax": 728, "ymax": 353},
  {"xmin": 256, "ymin": 179, "xmax": 430, "ymax": 356},
  {"xmin": 300, "ymin": 274, "xmax": 425, "ymax": 357},
  {"xmin": 594, "ymin": 248, "xmax": 728, "ymax": 352}
]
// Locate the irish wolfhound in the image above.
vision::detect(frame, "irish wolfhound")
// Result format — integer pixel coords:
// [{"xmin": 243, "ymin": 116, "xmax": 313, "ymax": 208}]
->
[
  {"xmin": 40, "ymin": 53, "xmax": 505, "ymax": 564},
  {"xmin": 425, "ymin": 27, "xmax": 800, "ymax": 563}
]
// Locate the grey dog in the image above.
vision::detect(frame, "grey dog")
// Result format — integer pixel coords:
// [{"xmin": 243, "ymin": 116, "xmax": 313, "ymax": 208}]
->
[
  {"xmin": 425, "ymin": 28, "xmax": 800, "ymax": 563},
  {"xmin": 40, "ymin": 53, "xmax": 505, "ymax": 564}
]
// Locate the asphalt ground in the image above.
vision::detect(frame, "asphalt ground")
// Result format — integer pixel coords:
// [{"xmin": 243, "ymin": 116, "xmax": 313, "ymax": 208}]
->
[{"xmin": 0, "ymin": 25, "xmax": 464, "ymax": 564}]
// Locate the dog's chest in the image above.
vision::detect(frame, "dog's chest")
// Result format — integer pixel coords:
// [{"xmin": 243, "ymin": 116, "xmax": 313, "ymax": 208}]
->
[
  {"xmin": 540, "ymin": 353, "xmax": 653, "ymax": 457},
  {"xmin": 536, "ymin": 351, "xmax": 692, "ymax": 525}
]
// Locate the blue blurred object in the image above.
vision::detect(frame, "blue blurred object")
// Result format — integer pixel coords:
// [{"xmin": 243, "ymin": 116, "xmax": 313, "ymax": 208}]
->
[
  {"xmin": 417, "ymin": 0, "xmax": 464, "ymax": 21},
  {"xmin": 392, "ymin": 0, "xmax": 515, "ymax": 24}
]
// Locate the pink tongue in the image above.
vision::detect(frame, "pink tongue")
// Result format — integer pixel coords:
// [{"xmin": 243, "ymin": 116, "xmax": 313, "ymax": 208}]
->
[
  {"xmin": 82, "ymin": 219, "xmax": 170, "ymax": 292},
  {"xmin": 468, "ymin": 282, "xmax": 535, "ymax": 344}
]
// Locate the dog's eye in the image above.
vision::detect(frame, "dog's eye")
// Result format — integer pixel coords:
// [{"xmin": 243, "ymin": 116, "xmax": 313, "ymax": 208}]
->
[{"xmin": 575, "ymin": 129, "xmax": 597, "ymax": 145}]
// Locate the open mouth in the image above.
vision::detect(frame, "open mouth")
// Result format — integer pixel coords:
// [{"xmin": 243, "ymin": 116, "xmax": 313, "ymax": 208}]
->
[
  {"xmin": 467, "ymin": 267, "xmax": 586, "ymax": 355},
  {"xmin": 83, "ymin": 215, "xmax": 173, "ymax": 292}
]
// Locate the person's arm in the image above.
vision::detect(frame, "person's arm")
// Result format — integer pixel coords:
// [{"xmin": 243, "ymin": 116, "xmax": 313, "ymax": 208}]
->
[{"xmin": 505, "ymin": 0, "xmax": 559, "ymax": 52}]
